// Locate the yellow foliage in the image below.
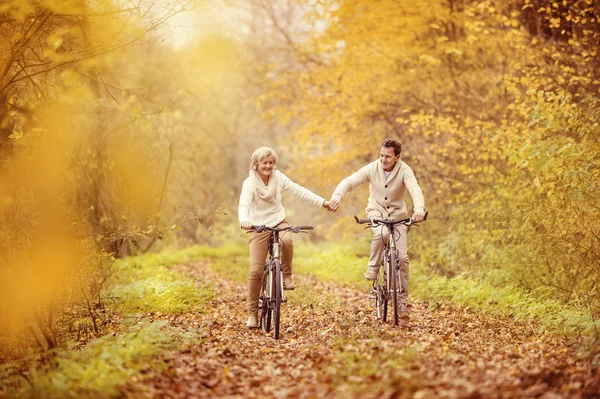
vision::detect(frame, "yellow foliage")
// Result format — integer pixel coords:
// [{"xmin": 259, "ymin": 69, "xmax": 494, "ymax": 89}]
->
[{"xmin": 254, "ymin": 0, "xmax": 600, "ymax": 318}]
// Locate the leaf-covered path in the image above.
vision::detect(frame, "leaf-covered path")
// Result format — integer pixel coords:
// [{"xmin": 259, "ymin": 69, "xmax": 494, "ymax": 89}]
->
[{"xmin": 136, "ymin": 261, "xmax": 599, "ymax": 399}]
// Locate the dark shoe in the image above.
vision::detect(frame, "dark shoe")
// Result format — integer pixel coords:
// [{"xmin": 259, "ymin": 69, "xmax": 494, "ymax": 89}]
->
[
  {"xmin": 283, "ymin": 276, "xmax": 296, "ymax": 290},
  {"xmin": 399, "ymin": 302, "xmax": 410, "ymax": 319},
  {"xmin": 364, "ymin": 267, "xmax": 378, "ymax": 281}
]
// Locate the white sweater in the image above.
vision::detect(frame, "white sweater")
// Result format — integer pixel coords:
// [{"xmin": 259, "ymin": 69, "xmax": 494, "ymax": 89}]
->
[{"xmin": 238, "ymin": 170, "xmax": 325, "ymax": 227}]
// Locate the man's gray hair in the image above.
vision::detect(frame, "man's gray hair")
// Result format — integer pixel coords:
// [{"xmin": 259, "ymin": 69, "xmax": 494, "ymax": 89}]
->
[{"xmin": 250, "ymin": 147, "xmax": 278, "ymax": 171}]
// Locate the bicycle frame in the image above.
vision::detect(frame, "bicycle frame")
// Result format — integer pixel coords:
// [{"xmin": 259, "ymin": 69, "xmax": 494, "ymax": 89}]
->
[
  {"xmin": 355, "ymin": 213, "xmax": 427, "ymax": 325},
  {"xmin": 382, "ymin": 224, "xmax": 400, "ymax": 296},
  {"xmin": 266, "ymin": 230, "xmax": 284, "ymax": 318},
  {"xmin": 249, "ymin": 224, "xmax": 313, "ymax": 339}
]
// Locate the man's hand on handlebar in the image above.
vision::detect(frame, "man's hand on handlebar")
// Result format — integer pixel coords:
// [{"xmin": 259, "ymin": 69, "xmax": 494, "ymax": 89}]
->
[
  {"xmin": 240, "ymin": 222, "xmax": 252, "ymax": 230},
  {"xmin": 412, "ymin": 212, "xmax": 425, "ymax": 223}
]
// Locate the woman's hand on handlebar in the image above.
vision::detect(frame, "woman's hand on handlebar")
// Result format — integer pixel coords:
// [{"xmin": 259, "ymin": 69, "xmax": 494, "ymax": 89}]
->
[{"xmin": 240, "ymin": 221, "xmax": 252, "ymax": 230}]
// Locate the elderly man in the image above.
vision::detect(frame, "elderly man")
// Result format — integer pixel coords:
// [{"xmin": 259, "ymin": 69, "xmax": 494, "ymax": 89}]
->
[{"xmin": 329, "ymin": 138, "xmax": 425, "ymax": 318}]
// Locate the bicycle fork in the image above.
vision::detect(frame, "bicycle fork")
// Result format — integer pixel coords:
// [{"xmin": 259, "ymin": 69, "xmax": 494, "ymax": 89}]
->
[
  {"xmin": 271, "ymin": 238, "xmax": 286, "ymax": 302},
  {"xmin": 386, "ymin": 227, "xmax": 401, "ymax": 297}
]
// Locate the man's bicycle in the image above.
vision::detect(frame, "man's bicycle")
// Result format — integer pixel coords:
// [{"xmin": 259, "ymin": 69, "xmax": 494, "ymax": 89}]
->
[
  {"xmin": 249, "ymin": 224, "xmax": 313, "ymax": 339},
  {"xmin": 354, "ymin": 213, "xmax": 427, "ymax": 325}
]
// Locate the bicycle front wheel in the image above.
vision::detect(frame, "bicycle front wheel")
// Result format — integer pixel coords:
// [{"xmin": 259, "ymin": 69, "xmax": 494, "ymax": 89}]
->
[
  {"xmin": 391, "ymin": 252, "xmax": 400, "ymax": 326},
  {"xmin": 377, "ymin": 258, "xmax": 388, "ymax": 322},
  {"xmin": 272, "ymin": 260, "xmax": 282, "ymax": 339},
  {"xmin": 260, "ymin": 261, "xmax": 272, "ymax": 333}
]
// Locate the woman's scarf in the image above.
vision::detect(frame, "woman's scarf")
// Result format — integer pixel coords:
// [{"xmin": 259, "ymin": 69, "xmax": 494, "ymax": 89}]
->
[{"xmin": 250, "ymin": 170, "xmax": 279, "ymax": 204}]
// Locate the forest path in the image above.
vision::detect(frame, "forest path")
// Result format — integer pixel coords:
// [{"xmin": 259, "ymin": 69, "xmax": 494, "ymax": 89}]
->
[{"xmin": 136, "ymin": 260, "xmax": 599, "ymax": 399}]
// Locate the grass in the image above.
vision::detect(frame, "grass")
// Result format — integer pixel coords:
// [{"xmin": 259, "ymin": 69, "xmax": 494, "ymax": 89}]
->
[
  {"xmin": 209, "ymin": 255, "xmax": 248, "ymax": 283},
  {"xmin": 2, "ymin": 245, "xmax": 225, "ymax": 398},
  {"xmin": 110, "ymin": 276, "xmax": 210, "ymax": 315},
  {"xmin": 8, "ymin": 321, "xmax": 198, "ymax": 399},
  {"xmin": 108, "ymin": 244, "xmax": 246, "ymax": 314},
  {"xmin": 410, "ymin": 270, "xmax": 596, "ymax": 337},
  {"xmin": 294, "ymin": 240, "xmax": 369, "ymax": 288}
]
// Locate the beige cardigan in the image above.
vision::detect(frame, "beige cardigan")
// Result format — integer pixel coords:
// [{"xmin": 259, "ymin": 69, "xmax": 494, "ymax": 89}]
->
[{"xmin": 332, "ymin": 159, "xmax": 425, "ymax": 219}]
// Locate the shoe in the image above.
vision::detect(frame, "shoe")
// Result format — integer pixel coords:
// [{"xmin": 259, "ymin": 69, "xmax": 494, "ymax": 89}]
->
[
  {"xmin": 283, "ymin": 275, "xmax": 296, "ymax": 290},
  {"xmin": 399, "ymin": 302, "xmax": 410, "ymax": 319},
  {"xmin": 364, "ymin": 267, "xmax": 378, "ymax": 281},
  {"xmin": 246, "ymin": 314, "xmax": 258, "ymax": 328}
]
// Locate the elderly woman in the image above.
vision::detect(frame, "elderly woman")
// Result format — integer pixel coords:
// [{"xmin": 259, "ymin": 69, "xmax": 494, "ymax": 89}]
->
[{"xmin": 239, "ymin": 147, "xmax": 330, "ymax": 328}]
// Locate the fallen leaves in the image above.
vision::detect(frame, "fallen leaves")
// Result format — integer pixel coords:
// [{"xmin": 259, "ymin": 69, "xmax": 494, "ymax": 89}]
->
[{"xmin": 121, "ymin": 260, "xmax": 599, "ymax": 399}]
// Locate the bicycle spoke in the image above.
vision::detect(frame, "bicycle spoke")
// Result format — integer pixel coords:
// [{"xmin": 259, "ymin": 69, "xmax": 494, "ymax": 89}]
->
[
  {"xmin": 260, "ymin": 261, "xmax": 272, "ymax": 333},
  {"xmin": 273, "ymin": 260, "xmax": 282, "ymax": 339},
  {"xmin": 380, "ymin": 259, "xmax": 388, "ymax": 322},
  {"xmin": 391, "ymin": 252, "xmax": 399, "ymax": 326}
]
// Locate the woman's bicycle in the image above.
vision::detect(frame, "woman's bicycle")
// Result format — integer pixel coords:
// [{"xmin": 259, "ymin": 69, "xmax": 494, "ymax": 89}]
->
[
  {"xmin": 249, "ymin": 224, "xmax": 313, "ymax": 339},
  {"xmin": 354, "ymin": 213, "xmax": 427, "ymax": 326}
]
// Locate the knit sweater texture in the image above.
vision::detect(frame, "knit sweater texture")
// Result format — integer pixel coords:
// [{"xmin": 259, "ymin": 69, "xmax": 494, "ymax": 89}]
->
[
  {"xmin": 238, "ymin": 170, "xmax": 325, "ymax": 227},
  {"xmin": 332, "ymin": 159, "xmax": 425, "ymax": 219}
]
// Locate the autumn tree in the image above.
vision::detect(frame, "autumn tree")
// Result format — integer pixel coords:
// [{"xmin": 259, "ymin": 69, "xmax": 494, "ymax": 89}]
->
[
  {"xmin": 0, "ymin": 0, "xmax": 227, "ymax": 356},
  {"xmin": 254, "ymin": 0, "xmax": 600, "ymax": 344}
]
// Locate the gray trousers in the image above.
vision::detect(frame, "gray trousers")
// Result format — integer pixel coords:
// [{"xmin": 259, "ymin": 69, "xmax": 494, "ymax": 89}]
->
[{"xmin": 367, "ymin": 210, "xmax": 409, "ymax": 303}]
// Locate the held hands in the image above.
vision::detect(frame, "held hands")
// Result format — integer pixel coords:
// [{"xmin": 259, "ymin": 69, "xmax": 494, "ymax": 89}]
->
[
  {"xmin": 328, "ymin": 198, "xmax": 340, "ymax": 213},
  {"xmin": 322, "ymin": 199, "xmax": 339, "ymax": 213},
  {"xmin": 240, "ymin": 221, "xmax": 252, "ymax": 230},
  {"xmin": 322, "ymin": 201, "xmax": 335, "ymax": 213}
]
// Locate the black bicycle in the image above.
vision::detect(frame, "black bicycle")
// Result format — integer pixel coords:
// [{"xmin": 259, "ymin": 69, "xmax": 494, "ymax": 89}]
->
[
  {"xmin": 249, "ymin": 224, "xmax": 313, "ymax": 339},
  {"xmin": 355, "ymin": 213, "xmax": 427, "ymax": 325}
]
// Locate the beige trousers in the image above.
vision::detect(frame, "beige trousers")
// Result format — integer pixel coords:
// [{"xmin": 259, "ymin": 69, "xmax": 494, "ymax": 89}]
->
[
  {"xmin": 367, "ymin": 209, "xmax": 409, "ymax": 303},
  {"xmin": 247, "ymin": 221, "xmax": 293, "ymax": 314}
]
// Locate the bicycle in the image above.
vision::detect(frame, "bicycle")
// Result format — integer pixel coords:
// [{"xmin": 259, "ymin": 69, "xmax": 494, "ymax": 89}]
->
[
  {"xmin": 354, "ymin": 212, "xmax": 427, "ymax": 326},
  {"xmin": 249, "ymin": 224, "xmax": 313, "ymax": 339}
]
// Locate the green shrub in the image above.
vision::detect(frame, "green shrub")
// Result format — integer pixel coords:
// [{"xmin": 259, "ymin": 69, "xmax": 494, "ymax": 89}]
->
[{"xmin": 5, "ymin": 321, "xmax": 200, "ymax": 399}]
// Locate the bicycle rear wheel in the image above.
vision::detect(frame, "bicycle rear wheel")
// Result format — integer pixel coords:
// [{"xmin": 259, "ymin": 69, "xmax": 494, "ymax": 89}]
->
[
  {"xmin": 260, "ymin": 261, "xmax": 272, "ymax": 333},
  {"xmin": 272, "ymin": 260, "xmax": 282, "ymax": 339}
]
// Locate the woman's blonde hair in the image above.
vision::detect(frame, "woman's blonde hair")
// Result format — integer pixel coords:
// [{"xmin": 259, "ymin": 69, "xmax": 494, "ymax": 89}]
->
[{"xmin": 249, "ymin": 147, "xmax": 278, "ymax": 171}]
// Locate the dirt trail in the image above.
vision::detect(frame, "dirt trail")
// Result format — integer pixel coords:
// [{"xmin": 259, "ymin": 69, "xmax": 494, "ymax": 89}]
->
[{"xmin": 136, "ymin": 261, "xmax": 599, "ymax": 399}]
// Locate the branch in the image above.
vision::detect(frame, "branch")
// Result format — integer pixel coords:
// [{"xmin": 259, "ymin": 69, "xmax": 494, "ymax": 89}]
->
[
  {"xmin": 53, "ymin": 7, "xmax": 139, "ymax": 17},
  {"xmin": 527, "ymin": 234, "xmax": 600, "ymax": 260},
  {"xmin": 95, "ymin": 67, "xmax": 120, "ymax": 105},
  {"xmin": 75, "ymin": 68, "xmax": 170, "ymax": 113},
  {"xmin": 142, "ymin": 140, "xmax": 174, "ymax": 253},
  {"xmin": 0, "ymin": 11, "xmax": 52, "ymax": 91},
  {"xmin": 81, "ymin": 283, "xmax": 99, "ymax": 335},
  {"xmin": 18, "ymin": 57, "xmax": 46, "ymax": 100},
  {"xmin": 33, "ymin": 310, "xmax": 57, "ymax": 349},
  {"xmin": 8, "ymin": 6, "xmax": 180, "ymax": 85},
  {"xmin": 26, "ymin": 326, "xmax": 45, "ymax": 350}
]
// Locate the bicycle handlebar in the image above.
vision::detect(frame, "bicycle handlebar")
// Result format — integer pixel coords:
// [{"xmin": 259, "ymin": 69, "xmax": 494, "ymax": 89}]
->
[
  {"xmin": 249, "ymin": 225, "xmax": 314, "ymax": 233},
  {"xmin": 354, "ymin": 211, "xmax": 428, "ymax": 227}
]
